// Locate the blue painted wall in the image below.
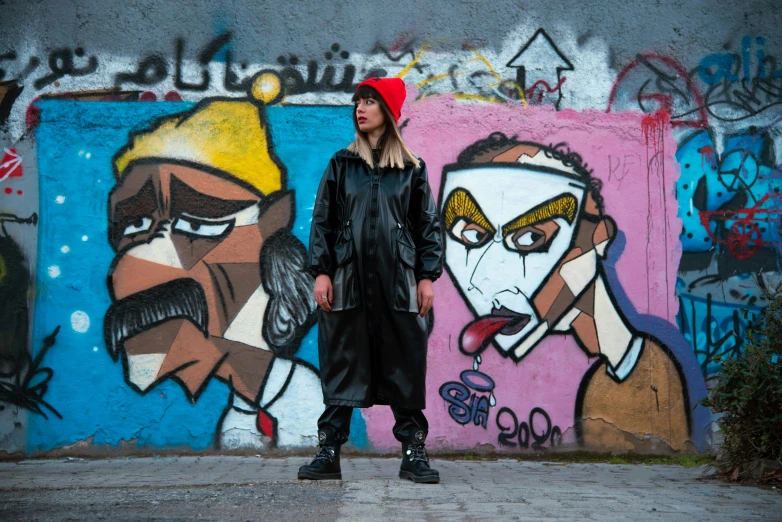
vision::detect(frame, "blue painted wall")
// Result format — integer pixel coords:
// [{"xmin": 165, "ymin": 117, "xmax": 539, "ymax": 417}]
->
[{"xmin": 29, "ymin": 100, "xmax": 366, "ymax": 452}]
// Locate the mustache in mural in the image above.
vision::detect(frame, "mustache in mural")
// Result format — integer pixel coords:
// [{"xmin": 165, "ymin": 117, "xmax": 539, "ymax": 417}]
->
[{"xmin": 104, "ymin": 278, "xmax": 209, "ymax": 357}]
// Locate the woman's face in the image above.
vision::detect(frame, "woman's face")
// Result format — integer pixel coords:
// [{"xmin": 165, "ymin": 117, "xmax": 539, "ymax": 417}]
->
[{"xmin": 355, "ymin": 97, "xmax": 385, "ymax": 135}]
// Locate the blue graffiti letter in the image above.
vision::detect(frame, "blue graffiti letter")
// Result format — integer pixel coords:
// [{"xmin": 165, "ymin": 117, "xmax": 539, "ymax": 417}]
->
[
  {"xmin": 698, "ymin": 54, "xmax": 739, "ymax": 85},
  {"xmin": 440, "ymin": 382, "xmax": 472, "ymax": 425}
]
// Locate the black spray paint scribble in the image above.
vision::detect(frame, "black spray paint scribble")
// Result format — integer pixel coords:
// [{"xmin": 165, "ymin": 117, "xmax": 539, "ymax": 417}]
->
[
  {"xmin": 0, "ymin": 213, "xmax": 61, "ymax": 419},
  {"xmin": 497, "ymin": 406, "xmax": 562, "ymax": 449},
  {"xmin": 33, "ymin": 48, "xmax": 98, "ymax": 89},
  {"xmin": 115, "ymin": 36, "xmax": 363, "ymax": 94},
  {"xmin": 0, "ymin": 326, "xmax": 62, "ymax": 419}
]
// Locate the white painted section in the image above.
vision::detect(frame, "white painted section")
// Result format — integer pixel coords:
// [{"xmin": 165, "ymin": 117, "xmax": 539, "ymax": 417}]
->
[
  {"xmin": 1, "ymin": 30, "xmax": 615, "ymax": 142},
  {"xmin": 223, "ymin": 285, "xmax": 271, "ymax": 350},
  {"xmin": 260, "ymin": 358, "xmax": 293, "ymax": 406},
  {"xmin": 126, "ymin": 225, "xmax": 183, "ymax": 269},
  {"xmin": 220, "ymin": 394, "xmax": 267, "ymax": 450},
  {"xmin": 216, "ymin": 359, "xmax": 322, "ymax": 449},
  {"xmin": 553, "ymin": 306, "xmax": 581, "ymax": 332},
  {"xmin": 262, "ymin": 359, "xmax": 321, "ymax": 449},
  {"xmin": 126, "ymin": 353, "xmax": 166, "ymax": 391},
  {"xmin": 513, "ymin": 321, "xmax": 548, "ymax": 359},
  {"xmin": 593, "ymin": 277, "xmax": 632, "ymax": 369},
  {"xmin": 606, "ymin": 336, "xmax": 643, "ymax": 382},
  {"xmin": 559, "ymin": 248, "xmax": 597, "ymax": 296}
]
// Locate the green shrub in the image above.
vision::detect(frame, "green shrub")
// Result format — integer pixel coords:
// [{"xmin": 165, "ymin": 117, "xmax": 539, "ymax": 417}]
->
[{"xmin": 700, "ymin": 282, "xmax": 782, "ymax": 474}]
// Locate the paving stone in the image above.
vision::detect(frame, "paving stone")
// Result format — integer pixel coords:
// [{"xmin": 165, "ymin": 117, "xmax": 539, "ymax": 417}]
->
[{"xmin": 0, "ymin": 457, "xmax": 779, "ymax": 521}]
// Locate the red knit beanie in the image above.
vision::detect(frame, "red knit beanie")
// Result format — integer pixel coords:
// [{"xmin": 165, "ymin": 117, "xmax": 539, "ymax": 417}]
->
[{"xmin": 356, "ymin": 77, "xmax": 406, "ymax": 124}]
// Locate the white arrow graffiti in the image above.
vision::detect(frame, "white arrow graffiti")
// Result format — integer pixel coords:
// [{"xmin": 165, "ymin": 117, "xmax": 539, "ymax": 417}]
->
[{"xmin": 506, "ymin": 28, "xmax": 573, "ymax": 109}]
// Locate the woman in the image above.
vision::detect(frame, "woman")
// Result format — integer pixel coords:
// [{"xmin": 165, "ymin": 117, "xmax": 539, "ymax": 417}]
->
[{"xmin": 298, "ymin": 77, "xmax": 443, "ymax": 484}]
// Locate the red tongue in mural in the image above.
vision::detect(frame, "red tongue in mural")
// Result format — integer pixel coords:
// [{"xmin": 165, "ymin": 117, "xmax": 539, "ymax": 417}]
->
[{"xmin": 459, "ymin": 316, "xmax": 513, "ymax": 355}]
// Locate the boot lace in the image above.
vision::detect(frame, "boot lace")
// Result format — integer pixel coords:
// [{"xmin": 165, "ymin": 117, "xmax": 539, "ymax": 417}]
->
[
  {"xmin": 407, "ymin": 444, "xmax": 429, "ymax": 463},
  {"xmin": 313, "ymin": 445, "xmax": 336, "ymax": 463}
]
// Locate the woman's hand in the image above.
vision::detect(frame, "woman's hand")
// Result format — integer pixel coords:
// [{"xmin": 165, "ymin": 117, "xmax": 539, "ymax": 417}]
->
[
  {"xmin": 314, "ymin": 274, "xmax": 333, "ymax": 312},
  {"xmin": 417, "ymin": 278, "xmax": 434, "ymax": 318}
]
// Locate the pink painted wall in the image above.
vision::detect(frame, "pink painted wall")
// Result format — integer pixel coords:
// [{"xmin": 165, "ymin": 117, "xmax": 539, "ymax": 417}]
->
[{"xmin": 363, "ymin": 94, "xmax": 689, "ymax": 451}]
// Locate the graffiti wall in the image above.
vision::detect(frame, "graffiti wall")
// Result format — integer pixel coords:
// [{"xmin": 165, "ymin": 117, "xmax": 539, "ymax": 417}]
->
[
  {"xmin": 395, "ymin": 102, "xmax": 709, "ymax": 453},
  {"xmin": 1, "ymin": 0, "xmax": 780, "ymax": 456}
]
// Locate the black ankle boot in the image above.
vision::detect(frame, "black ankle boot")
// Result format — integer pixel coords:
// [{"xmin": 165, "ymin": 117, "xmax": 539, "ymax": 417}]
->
[
  {"xmin": 297, "ymin": 444, "xmax": 342, "ymax": 480},
  {"xmin": 399, "ymin": 431, "xmax": 439, "ymax": 484}
]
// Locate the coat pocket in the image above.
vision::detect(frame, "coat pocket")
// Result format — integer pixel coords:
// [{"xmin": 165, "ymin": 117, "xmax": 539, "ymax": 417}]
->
[
  {"xmin": 394, "ymin": 237, "xmax": 418, "ymax": 312},
  {"xmin": 333, "ymin": 238, "xmax": 354, "ymax": 267},
  {"xmin": 331, "ymin": 237, "xmax": 358, "ymax": 311}
]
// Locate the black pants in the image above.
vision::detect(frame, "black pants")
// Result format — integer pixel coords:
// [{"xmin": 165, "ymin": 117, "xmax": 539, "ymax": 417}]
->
[{"xmin": 318, "ymin": 405, "xmax": 428, "ymax": 445}]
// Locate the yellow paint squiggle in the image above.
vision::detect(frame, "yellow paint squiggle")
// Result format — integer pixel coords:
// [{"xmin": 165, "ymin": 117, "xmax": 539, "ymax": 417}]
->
[{"xmin": 395, "ymin": 39, "xmax": 438, "ymax": 79}]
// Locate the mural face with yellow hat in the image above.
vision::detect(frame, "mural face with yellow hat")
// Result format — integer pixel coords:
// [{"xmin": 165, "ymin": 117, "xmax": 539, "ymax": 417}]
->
[{"xmin": 103, "ymin": 75, "xmax": 318, "ymax": 421}]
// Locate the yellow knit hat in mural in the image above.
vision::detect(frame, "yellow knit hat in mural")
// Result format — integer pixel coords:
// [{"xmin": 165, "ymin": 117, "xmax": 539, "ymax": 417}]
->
[{"xmin": 113, "ymin": 72, "xmax": 285, "ymax": 196}]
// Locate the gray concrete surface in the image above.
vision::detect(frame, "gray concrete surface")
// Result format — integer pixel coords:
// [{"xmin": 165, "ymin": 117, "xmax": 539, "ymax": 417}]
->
[{"xmin": 0, "ymin": 457, "xmax": 780, "ymax": 521}]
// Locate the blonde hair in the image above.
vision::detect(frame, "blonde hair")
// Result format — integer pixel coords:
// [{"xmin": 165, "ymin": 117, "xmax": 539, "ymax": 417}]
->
[{"xmin": 348, "ymin": 85, "xmax": 420, "ymax": 169}]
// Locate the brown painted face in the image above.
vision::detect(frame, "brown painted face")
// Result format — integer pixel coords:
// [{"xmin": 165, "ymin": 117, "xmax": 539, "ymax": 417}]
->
[
  {"xmin": 105, "ymin": 163, "xmax": 292, "ymax": 402},
  {"xmin": 531, "ymin": 192, "xmax": 617, "ymax": 351}
]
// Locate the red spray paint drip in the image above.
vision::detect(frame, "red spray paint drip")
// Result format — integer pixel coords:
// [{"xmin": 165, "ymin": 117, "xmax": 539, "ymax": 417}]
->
[
  {"xmin": 25, "ymin": 98, "xmax": 42, "ymax": 135},
  {"xmin": 4, "ymin": 187, "xmax": 11, "ymax": 194},
  {"xmin": 697, "ymin": 145, "xmax": 716, "ymax": 170},
  {"xmin": 640, "ymin": 109, "xmax": 670, "ymax": 325},
  {"xmin": 699, "ymin": 194, "xmax": 774, "ymax": 260},
  {"xmin": 641, "ymin": 109, "xmax": 670, "ymax": 146},
  {"xmin": 607, "ymin": 53, "xmax": 708, "ymax": 128}
]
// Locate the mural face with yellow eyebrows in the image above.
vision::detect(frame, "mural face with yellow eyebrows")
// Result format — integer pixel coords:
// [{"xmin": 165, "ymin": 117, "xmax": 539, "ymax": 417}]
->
[
  {"xmin": 440, "ymin": 136, "xmax": 613, "ymax": 362},
  {"xmin": 439, "ymin": 133, "xmax": 694, "ymax": 451}
]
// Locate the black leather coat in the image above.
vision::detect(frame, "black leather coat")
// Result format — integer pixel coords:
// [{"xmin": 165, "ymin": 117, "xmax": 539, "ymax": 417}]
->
[{"xmin": 308, "ymin": 149, "xmax": 443, "ymax": 408}]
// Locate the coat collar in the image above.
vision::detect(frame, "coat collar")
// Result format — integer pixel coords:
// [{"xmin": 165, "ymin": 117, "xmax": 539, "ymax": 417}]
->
[
  {"xmin": 334, "ymin": 148, "xmax": 419, "ymax": 168},
  {"xmin": 334, "ymin": 148, "xmax": 362, "ymax": 159}
]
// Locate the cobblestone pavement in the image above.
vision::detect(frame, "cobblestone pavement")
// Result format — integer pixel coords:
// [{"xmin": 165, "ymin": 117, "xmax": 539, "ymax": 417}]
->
[{"xmin": 1, "ymin": 457, "xmax": 780, "ymax": 521}]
